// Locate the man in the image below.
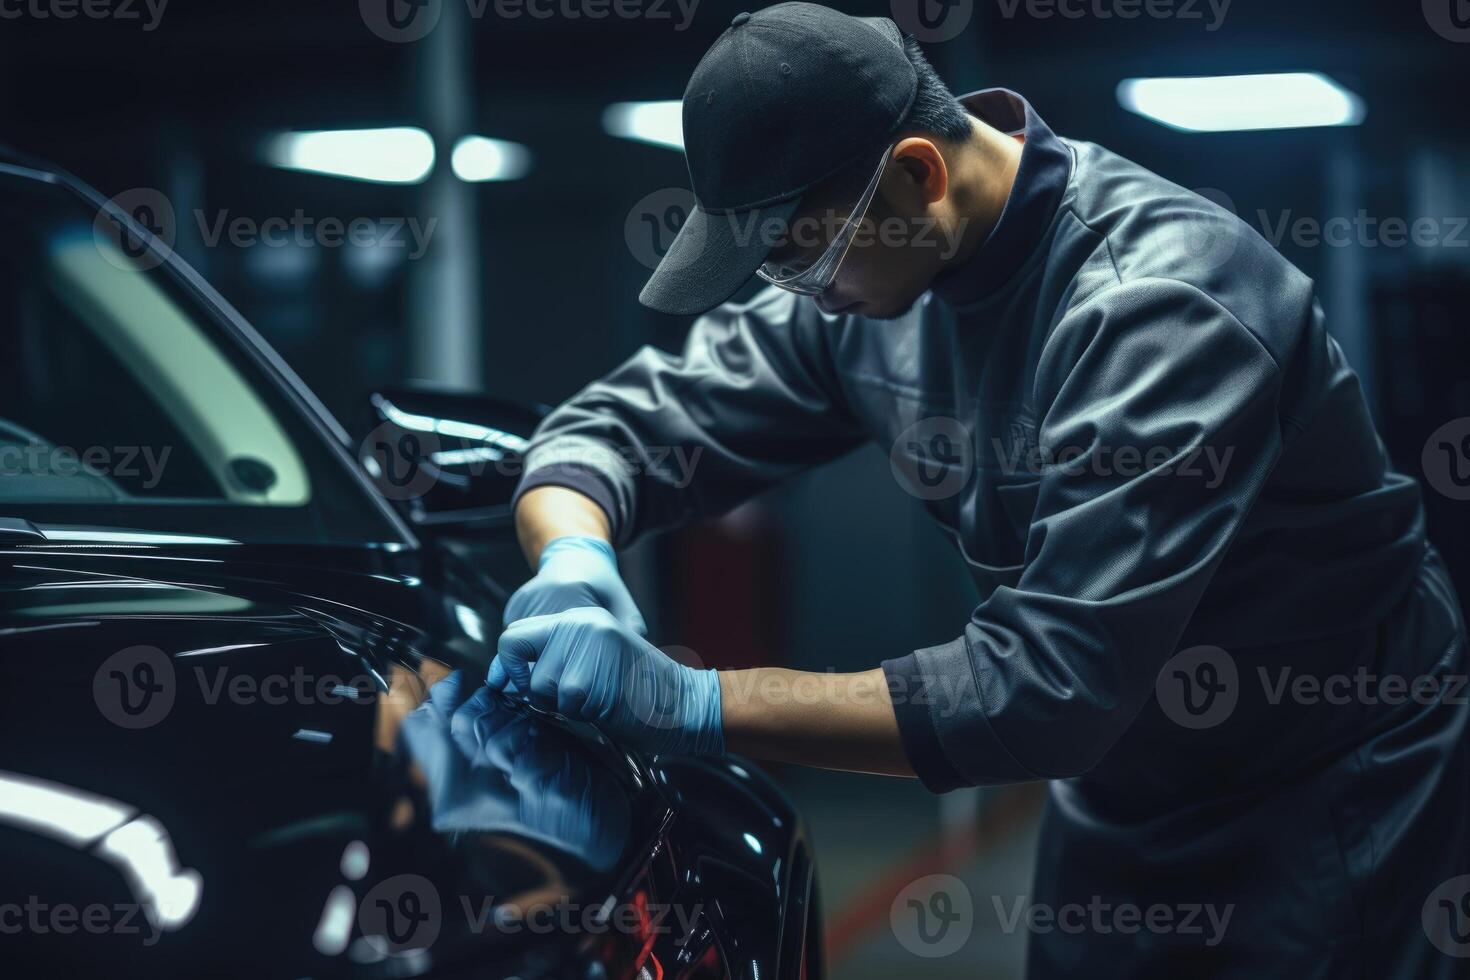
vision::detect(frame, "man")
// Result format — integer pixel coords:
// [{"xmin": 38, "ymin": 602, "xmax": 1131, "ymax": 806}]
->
[{"xmin": 489, "ymin": 4, "xmax": 1469, "ymax": 974}]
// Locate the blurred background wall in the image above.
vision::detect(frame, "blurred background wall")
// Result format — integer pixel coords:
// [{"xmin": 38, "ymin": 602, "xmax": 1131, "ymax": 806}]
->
[{"xmin": 4, "ymin": 1, "xmax": 1468, "ymax": 974}]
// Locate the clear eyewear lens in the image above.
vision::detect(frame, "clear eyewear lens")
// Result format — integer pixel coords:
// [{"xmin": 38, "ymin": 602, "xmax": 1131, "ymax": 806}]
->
[{"xmin": 756, "ymin": 143, "xmax": 894, "ymax": 296}]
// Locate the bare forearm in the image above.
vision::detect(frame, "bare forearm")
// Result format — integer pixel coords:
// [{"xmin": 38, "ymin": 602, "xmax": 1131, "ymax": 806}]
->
[
  {"xmin": 514, "ymin": 491, "xmax": 913, "ymax": 776},
  {"xmin": 718, "ymin": 667, "xmax": 916, "ymax": 778},
  {"xmin": 513, "ymin": 485, "xmax": 612, "ymax": 566}
]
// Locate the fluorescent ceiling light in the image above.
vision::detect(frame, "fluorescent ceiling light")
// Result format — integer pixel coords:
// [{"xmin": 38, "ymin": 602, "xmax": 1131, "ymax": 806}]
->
[
  {"xmin": 265, "ymin": 127, "xmax": 436, "ymax": 184},
  {"xmin": 1116, "ymin": 73, "xmax": 1365, "ymax": 133},
  {"xmin": 450, "ymin": 135, "xmax": 533, "ymax": 181},
  {"xmin": 602, "ymin": 100, "xmax": 683, "ymax": 150}
]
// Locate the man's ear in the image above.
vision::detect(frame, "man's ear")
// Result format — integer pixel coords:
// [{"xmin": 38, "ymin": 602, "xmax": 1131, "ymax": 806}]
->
[{"xmin": 889, "ymin": 137, "xmax": 949, "ymax": 206}]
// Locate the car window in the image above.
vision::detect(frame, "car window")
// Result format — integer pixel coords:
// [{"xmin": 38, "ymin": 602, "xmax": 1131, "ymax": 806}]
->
[{"xmin": 0, "ymin": 167, "xmax": 406, "ymax": 546}]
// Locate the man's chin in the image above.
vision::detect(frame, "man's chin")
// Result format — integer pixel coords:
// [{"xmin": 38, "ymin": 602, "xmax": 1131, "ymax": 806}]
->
[
  {"xmin": 858, "ymin": 295, "xmax": 922, "ymax": 321},
  {"xmin": 815, "ymin": 291, "xmax": 921, "ymax": 321},
  {"xmin": 814, "ymin": 294, "xmax": 860, "ymax": 316}
]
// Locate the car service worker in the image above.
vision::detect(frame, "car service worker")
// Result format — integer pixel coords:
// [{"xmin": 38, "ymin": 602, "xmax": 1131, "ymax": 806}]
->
[{"xmin": 487, "ymin": 4, "xmax": 1469, "ymax": 975}]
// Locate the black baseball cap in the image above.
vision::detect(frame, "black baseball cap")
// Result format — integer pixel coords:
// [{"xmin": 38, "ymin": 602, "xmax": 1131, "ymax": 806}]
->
[{"xmin": 638, "ymin": 2, "xmax": 917, "ymax": 316}]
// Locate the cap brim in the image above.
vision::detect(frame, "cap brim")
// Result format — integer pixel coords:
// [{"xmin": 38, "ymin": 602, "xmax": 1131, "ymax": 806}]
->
[
  {"xmin": 858, "ymin": 15, "xmax": 904, "ymax": 50},
  {"xmin": 638, "ymin": 196, "xmax": 803, "ymax": 316}
]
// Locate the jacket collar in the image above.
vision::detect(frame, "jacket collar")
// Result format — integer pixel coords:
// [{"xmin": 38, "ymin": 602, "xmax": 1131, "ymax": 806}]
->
[{"xmin": 931, "ymin": 89, "xmax": 1072, "ymax": 306}]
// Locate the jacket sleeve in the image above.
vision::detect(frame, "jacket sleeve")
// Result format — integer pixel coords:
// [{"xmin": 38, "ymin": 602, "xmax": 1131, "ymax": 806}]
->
[
  {"xmin": 883, "ymin": 278, "xmax": 1287, "ymax": 790},
  {"xmin": 513, "ymin": 288, "xmax": 867, "ymax": 547}
]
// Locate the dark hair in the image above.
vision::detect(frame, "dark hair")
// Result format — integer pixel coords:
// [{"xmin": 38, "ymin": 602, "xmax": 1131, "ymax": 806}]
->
[{"xmin": 896, "ymin": 37, "xmax": 972, "ymax": 142}]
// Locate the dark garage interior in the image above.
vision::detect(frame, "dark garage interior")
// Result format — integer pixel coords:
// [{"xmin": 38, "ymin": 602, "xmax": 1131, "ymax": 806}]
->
[{"xmin": 2, "ymin": 0, "xmax": 1468, "ymax": 976}]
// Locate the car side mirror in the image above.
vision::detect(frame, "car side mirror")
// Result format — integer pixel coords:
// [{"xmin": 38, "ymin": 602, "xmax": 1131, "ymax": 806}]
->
[{"xmin": 358, "ymin": 386, "xmax": 548, "ymax": 533}]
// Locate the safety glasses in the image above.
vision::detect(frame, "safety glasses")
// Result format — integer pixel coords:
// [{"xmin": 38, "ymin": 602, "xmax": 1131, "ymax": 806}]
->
[{"xmin": 755, "ymin": 142, "xmax": 895, "ymax": 297}]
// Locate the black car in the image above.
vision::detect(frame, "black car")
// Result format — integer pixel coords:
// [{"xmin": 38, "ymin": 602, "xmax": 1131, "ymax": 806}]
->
[{"xmin": 0, "ymin": 150, "xmax": 821, "ymax": 979}]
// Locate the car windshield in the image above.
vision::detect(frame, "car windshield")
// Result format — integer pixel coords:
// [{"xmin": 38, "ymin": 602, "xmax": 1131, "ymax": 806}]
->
[{"xmin": 0, "ymin": 166, "xmax": 407, "ymax": 547}]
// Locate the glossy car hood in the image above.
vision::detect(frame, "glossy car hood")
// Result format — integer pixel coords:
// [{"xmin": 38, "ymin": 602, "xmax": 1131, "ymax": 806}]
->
[{"xmin": 0, "ymin": 544, "xmax": 669, "ymax": 978}]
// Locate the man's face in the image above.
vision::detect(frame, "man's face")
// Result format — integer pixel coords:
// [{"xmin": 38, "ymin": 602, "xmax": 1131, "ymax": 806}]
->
[
  {"xmin": 813, "ymin": 191, "xmax": 952, "ymax": 319},
  {"xmin": 764, "ymin": 155, "xmax": 960, "ymax": 320}
]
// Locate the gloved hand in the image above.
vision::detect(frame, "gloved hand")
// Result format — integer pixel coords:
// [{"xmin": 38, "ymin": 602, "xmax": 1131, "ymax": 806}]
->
[
  {"xmin": 397, "ymin": 671, "xmax": 518, "ymax": 832},
  {"xmin": 489, "ymin": 606, "xmax": 724, "ymax": 757},
  {"xmin": 400, "ymin": 673, "xmax": 631, "ymax": 869},
  {"xmin": 501, "ymin": 535, "xmax": 646, "ymax": 632},
  {"xmin": 475, "ymin": 699, "xmax": 631, "ymax": 872}
]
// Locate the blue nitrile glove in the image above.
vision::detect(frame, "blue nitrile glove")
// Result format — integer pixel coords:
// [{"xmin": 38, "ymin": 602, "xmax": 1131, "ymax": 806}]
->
[
  {"xmin": 400, "ymin": 673, "xmax": 630, "ymax": 866},
  {"xmin": 488, "ymin": 606, "xmax": 724, "ymax": 757},
  {"xmin": 473, "ymin": 699, "xmax": 631, "ymax": 871},
  {"xmin": 502, "ymin": 536, "xmax": 646, "ymax": 631},
  {"xmin": 397, "ymin": 672, "xmax": 518, "ymax": 832},
  {"xmin": 493, "ymin": 536, "xmax": 646, "ymax": 692},
  {"xmin": 427, "ymin": 680, "xmax": 633, "ymax": 870},
  {"xmin": 504, "ymin": 730, "xmax": 631, "ymax": 872}
]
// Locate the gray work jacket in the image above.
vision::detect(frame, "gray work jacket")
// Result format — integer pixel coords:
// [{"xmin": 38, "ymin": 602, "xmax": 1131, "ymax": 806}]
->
[{"xmin": 514, "ymin": 89, "xmax": 1467, "ymax": 975}]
